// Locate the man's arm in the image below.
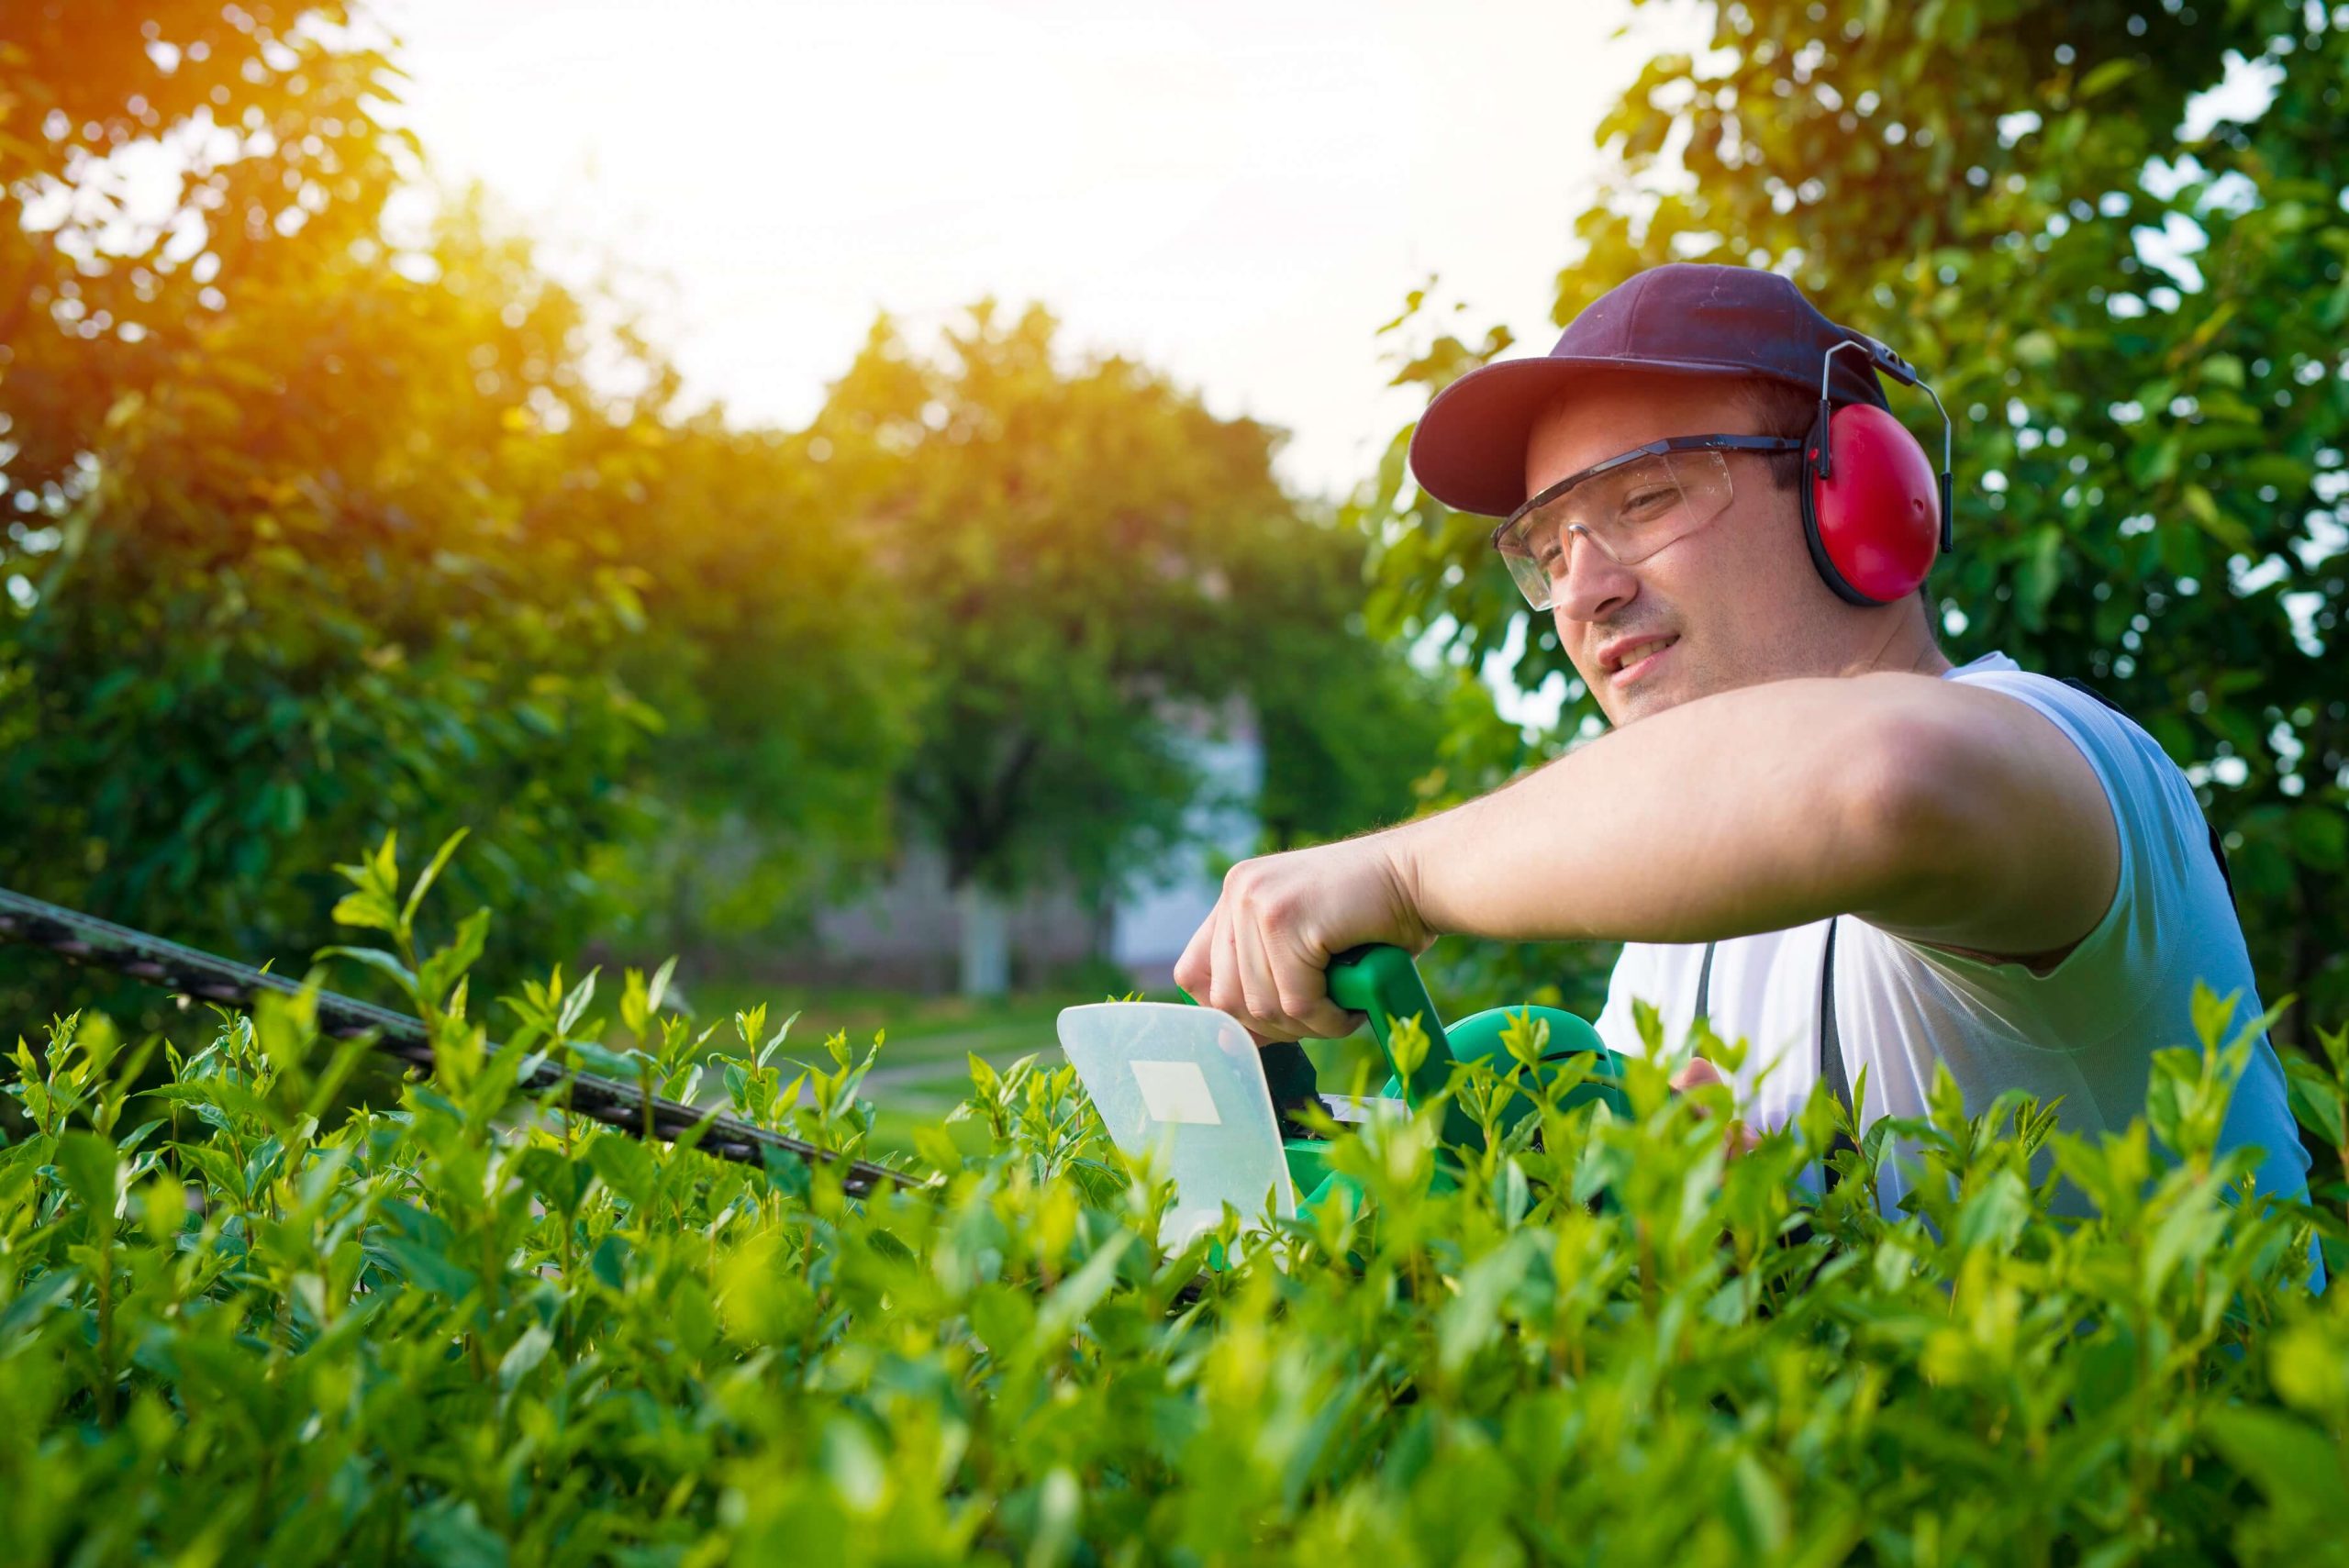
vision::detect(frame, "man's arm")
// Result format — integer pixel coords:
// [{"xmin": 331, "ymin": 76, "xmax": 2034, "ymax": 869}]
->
[
  {"xmin": 1398, "ymin": 670, "xmax": 2119, "ymax": 959},
  {"xmin": 1175, "ymin": 670, "xmax": 2119, "ymax": 1040}
]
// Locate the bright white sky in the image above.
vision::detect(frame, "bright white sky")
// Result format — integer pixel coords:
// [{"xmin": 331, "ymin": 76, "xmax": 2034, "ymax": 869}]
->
[{"xmin": 375, "ymin": 0, "xmax": 1709, "ymax": 502}]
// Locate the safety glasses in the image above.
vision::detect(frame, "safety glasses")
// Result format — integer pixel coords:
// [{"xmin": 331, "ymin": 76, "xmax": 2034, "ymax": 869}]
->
[{"xmin": 1491, "ymin": 434, "xmax": 1802, "ymax": 611}]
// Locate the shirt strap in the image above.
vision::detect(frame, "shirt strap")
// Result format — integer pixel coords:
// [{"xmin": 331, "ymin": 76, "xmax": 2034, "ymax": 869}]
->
[
  {"xmin": 1694, "ymin": 925, "xmax": 1857, "ymax": 1193},
  {"xmin": 1819, "ymin": 917, "xmax": 1857, "ymax": 1190}
]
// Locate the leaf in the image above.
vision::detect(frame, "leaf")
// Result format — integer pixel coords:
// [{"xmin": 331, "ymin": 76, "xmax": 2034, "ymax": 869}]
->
[
  {"xmin": 1031, "ymin": 1233, "xmax": 1130, "ymax": 1345},
  {"xmin": 2284, "ymin": 1060, "xmax": 2346, "ymax": 1151},
  {"xmin": 317, "ymin": 945, "xmax": 421, "ymax": 1000},
  {"xmin": 2017, "ymin": 526, "xmax": 2064, "ymax": 626},
  {"xmin": 644, "ymin": 955, "xmax": 677, "ymax": 1019},
  {"xmin": 1631, "ymin": 996, "xmax": 1665, "ymax": 1058},
  {"xmin": 407, "ymin": 1499, "xmax": 507, "ymax": 1568},
  {"xmin": 1726, "ymin": 1452, "xmax": 1792, "ymax": 1556},
  {"xmin": 373, "ymin": 1231, "xmax": 479, "ymax": 1303},
  {"xmin": 967, "ymin": 1052, "xmax": 1001, "ymax": 1098},
  {"xmin": 52, "ymin": 1131, "xmax": 122, "ymax": 1224},
  {"xmin": 329, "ymin": 884, "xmax": 402, "ymax": 938},
  {"xmin": 820, "ymin": 1418, "xmax": 887, "ymax": 1513},
  {"xmin": 2180, "ymin": 484, "xmax": 2255, "ymax": 552},
  {"xmin": 587, "ymin": 1136, "xmax": 657, "ymax": 1210},
  {"xmin": 759, "ymin": 1011, "xmax": 801, "ymax": 1070},
  {"xmin": 417, "ymin": 908, "xmax": 493, "ymax": 1006},
  {"xmin": 2076, "ymin": 58, "xmax": 2140, "ymax": 100},
  {"xmin": 2268, "ymin": 1319, "xmax": 2349, "ymax": 1416},
  {"xmin": 516, "ymin": 1146, "xmax": 593, "ymax": 1218},
  {"xmin": 400, "ymin": 827, "xmax": 470, "ymax": 929},
  {"xmin": 1437, "ymin": 1232, "xmax": 1534, "ymax": 1373},
  {"xmin": 497, "ymin": 1324, "xmax": 554, "ymax": 1394},
  {"xmin": 556, "ymin": 968, "xmax": 601, "ymax": 1038},
  {"xmin": 329, "ymin": 832, "xmax": 404, "ymax": 936},
  {"xmin": 2203, "ymin": 1408, "xmax": 2339, "ymax": 1515},
  {"xmin": 2189, "ymin": 980, "xmax": 2243, "ymax": 1054}
]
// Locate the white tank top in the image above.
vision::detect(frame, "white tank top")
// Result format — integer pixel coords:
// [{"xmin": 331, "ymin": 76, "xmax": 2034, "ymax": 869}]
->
[{"xmin": 1592, "ymin": 651, "xmax": 2313, "ymax": 1233}]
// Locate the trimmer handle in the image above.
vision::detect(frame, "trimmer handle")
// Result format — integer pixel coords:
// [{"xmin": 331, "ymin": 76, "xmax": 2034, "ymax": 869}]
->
[
  {"xmin": 1321, "ymin": 943, "xmax": 1477, "ymax": 1147},
  {"xmin": 1188, "ymin": 942, "xmax": 1590, "ymax": 1152},
  {"xmin": 1323, "ymin": 943, "xmax": 1630, "ymax": 1150}
]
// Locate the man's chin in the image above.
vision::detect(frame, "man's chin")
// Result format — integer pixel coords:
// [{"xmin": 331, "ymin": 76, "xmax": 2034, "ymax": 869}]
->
[{"xmin": 1611, "ymin": 693, "xmax": 1662, "ymax": 726}]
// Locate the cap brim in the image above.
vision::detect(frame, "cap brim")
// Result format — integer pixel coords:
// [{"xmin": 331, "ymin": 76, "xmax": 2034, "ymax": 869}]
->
[{"xmin": 1406, "ymin": 353, "xmax": 1822, "ymax": 518}]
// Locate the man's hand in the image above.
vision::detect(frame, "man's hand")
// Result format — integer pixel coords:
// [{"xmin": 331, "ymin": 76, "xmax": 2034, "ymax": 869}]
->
[
  {"xmin": 1669, "ymin": 1056, "xmax": 1759, "ymax": 1157},
  {"xmin": 1172, "ymin": 834, "xmax": 1436, "ymax": 1043}
]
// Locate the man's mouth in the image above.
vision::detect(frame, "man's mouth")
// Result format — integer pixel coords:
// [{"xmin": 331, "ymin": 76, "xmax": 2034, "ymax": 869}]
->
[{"xmin": 1609, "ymin": 636, "xmax": 1678, "ymax": 684}]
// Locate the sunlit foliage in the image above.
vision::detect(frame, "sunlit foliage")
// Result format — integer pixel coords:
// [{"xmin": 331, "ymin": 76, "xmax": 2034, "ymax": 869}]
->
[
  {"xmin": 1361, "ymin": 0, "xmax": 2349, "ymax": 1042},
  {"xmin": 2, "ymin": 835, "xmax": 2343, "ymax": 1562}
]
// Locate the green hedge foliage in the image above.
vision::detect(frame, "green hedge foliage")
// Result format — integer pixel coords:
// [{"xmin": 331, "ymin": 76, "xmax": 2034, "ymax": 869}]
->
[{"xmin": 4, "ymin": 841, "xmax": 2346, "ymax": 1565}]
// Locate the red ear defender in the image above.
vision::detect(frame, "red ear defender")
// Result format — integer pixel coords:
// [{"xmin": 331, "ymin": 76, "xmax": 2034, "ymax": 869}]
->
[{"xmin": 1799, "ymin": 338, "xmax": 1956, "ymax": 606}]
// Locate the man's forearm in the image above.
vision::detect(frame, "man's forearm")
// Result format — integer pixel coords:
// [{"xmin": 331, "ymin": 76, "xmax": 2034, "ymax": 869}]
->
[{"xmin": 1388, "ymin": 673, "xmax": 1939, "ymax": 946}]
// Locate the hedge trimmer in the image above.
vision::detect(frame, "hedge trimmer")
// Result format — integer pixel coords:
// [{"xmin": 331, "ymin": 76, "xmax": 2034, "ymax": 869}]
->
[
  {"xmin": 1059, "ymin": 944, "xmax": 1629, "ymax": 1243},
  {"xmin": 0, "ymin": 885, "xmax": 913, "ymax": 1197},
  {"xmin": 1, "ymin": 884, "xmax": 1631, "ymax": 1229}
]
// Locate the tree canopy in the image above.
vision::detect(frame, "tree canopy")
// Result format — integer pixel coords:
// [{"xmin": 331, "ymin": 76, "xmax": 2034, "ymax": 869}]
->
[
  {"xmin": 813, "ymin": 301, "xmax": 1445, "ymax": 909},
  {"xmin": 0, "ymin": 2, "xmax": 913, "ymax": 982},
  {"xmin": 2, "ymin": 4, "xmax": 1445, "ymax": 998},
  {"xmin": 1362, "ymin": 0, "xmax": 2348, "ymax": 1042}
]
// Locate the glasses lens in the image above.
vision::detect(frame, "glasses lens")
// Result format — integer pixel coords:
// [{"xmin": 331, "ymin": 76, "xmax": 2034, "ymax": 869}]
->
[{"xmin": 1499, "ymin": 450, "xmax": 1736, "ymax": 610}]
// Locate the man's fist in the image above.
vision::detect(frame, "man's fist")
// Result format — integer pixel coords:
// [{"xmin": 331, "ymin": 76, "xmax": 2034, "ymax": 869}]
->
[
  {"xmin": 1172, "ymin": 833, "xmax": 1435, "ymax": 1044},
  {"xmin": 1669, "ymin": 1056, "xmax": 1759, "ymax": 1157}
]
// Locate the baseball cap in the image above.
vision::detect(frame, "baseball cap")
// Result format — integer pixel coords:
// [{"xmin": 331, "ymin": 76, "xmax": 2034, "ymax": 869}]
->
[{"xmin": 1407, "ymin": 262, "xmax": 1894, "ymax": 518}]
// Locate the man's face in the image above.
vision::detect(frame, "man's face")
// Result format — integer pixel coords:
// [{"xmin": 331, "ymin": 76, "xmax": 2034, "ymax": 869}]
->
[{"xmin": 1522, "ymin": 372, "xmax": 1839, "ymax": 727}]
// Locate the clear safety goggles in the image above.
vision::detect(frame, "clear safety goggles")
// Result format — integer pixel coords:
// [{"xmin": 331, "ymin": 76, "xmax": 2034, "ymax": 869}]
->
[{"xmin": 1491, "ymin": 434, "xmax": 1802, "ymax": 611}]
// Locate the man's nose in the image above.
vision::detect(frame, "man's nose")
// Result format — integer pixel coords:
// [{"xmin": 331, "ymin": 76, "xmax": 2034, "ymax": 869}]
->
[{"xmin": 1551, "ymin": 526, "xmax": 1640, "ymax": 623}]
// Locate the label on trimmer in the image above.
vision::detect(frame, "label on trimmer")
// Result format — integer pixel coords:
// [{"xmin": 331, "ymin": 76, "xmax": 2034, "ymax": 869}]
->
[{"xmin": 1130, "ymin": 1059, "xmax": 1221, "ymax": 1125}]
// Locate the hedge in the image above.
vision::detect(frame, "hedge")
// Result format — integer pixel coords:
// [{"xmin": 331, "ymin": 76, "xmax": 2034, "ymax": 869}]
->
[{"xmin": 3, "ymin": 840, "xmax": 2345, "ymax": 1565}]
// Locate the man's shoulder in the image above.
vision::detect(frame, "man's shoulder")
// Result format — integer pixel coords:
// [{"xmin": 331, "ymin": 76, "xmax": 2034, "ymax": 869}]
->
[
  {"xmin": 1939, "ymin": 659, "xmax": 2175, "ymax": 791},
  {"xmin": 1941, "ymin": 655, "xmax": 2138, "ymax": 731}
]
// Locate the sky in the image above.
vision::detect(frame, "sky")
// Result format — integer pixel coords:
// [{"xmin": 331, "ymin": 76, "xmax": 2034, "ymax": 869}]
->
[{"xmin": 374, "ymin": 0, "xmax": 1709, "ymax": 503}]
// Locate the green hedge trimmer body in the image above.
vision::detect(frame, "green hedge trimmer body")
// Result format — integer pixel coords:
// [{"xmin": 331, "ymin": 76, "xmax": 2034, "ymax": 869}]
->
[{"xmin": 1056, "ymin": 944, "xmax": 1629, "ymax": 1242}]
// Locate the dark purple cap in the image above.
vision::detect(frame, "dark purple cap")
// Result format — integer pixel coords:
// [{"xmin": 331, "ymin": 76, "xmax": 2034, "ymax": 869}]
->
[{"xmin": 1407, "ymin": 262, "xmax": 1894, "ymax": 517}]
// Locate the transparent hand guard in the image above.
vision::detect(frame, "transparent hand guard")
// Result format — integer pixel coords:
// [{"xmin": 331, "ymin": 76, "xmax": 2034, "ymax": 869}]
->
[{"xmin": 1056, "ymin": 1001, "xmax": 1295, "ymax": 1251}]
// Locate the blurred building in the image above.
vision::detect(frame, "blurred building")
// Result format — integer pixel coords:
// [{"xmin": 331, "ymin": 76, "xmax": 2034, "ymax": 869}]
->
[{"xmin": 783, "ymin": 703, "xmax": 1263, "ymax": 994}]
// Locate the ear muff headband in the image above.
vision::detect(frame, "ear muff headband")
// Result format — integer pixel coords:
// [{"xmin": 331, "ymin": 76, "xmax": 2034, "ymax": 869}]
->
[{"xmin": 1798, "ymin": 337, "xmax": 1956, "ymax": 606}]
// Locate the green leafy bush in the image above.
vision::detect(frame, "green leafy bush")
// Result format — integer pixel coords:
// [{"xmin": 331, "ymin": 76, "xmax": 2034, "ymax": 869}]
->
[{"xmin": 3, "ymin": 843, "xmax": 2345, "ymax": 1565}]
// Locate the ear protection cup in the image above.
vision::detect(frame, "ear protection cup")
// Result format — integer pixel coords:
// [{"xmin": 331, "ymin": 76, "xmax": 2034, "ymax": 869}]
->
[{"xmin": 1799, "ymin": 400, "xmax": 1945, "ymax": 606}]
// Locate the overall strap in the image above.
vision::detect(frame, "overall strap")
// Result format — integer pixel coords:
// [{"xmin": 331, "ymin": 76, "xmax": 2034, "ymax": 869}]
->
[
  {"xmin": 1694, "ymin": 926, "xmax": 1856, "ymax": 1193},
  {"xmin": 1818, "ymin": 917, "xmax": 1858, "ymax": 1188}
]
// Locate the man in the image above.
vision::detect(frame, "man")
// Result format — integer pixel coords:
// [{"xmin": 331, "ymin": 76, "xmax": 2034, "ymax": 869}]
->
[{"xmin": 1173, "ymin": 261, "xmax": 2310, "ymax": 1222}]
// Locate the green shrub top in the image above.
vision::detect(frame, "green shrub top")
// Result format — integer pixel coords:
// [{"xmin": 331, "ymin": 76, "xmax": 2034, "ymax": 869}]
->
[{"xmin": 3, "ymin": 845, "xmax": 2346, "ymax": 1566}]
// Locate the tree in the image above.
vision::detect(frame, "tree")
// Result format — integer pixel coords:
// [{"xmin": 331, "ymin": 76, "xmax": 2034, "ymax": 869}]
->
[
  {"xmin": 816, "ymin": 302, "xmax": 1435, "ymax": 993},
  {"xmin": 1361, "ymin": 0, "xmax": 2348, "ymax": 1044},
  {"xmin": 1240, "ymin": 517, "xmax": 1453, "ymax": 856},
  {"xmin": 598, "ymin": 417, "xmax": 922, "ymax": 956},
  {"xmin": 0, "ymin": 4, "xmax": 917, "ymax": 991}
]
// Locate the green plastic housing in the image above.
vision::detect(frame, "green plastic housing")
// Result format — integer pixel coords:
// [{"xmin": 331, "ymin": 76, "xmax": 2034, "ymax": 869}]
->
[{"xmin": 1279, "ymin": 944, "xmax": 1631, "ymax": 1212}]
